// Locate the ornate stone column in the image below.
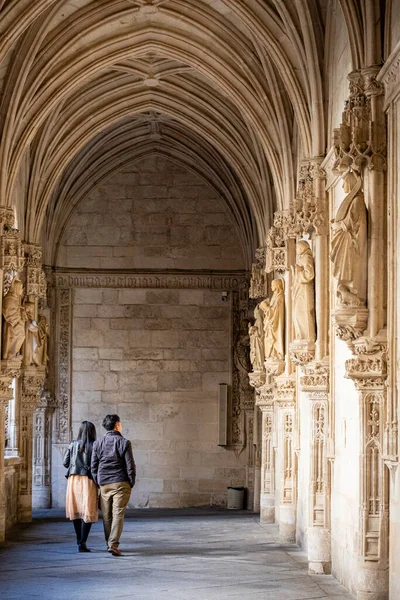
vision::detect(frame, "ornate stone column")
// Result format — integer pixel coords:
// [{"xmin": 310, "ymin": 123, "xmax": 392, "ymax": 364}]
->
[
  {"xmin": 300, "ymin": 360, "xmax": 331, "ymax": 574},
  {"xmin": 346, "ymin": 337, "xmax": 389, "ymax": 600},
  {"xmin": 275, "ymin": 375, "xmax": 297, "ymax": 542},
  {"xmin": 18, "ymin": 369, "xmax": 46, "ymax": 522},
  {"xmin": 256, "ymin": 381, "xmax": 276, "ymax": 523},
  {"xmin": 0, "ymin": 361, "xmax": 22, "ymax": 542},
  {"xmin": 33, "ymin": 390, "xmax": 55, "ymax": 509}
]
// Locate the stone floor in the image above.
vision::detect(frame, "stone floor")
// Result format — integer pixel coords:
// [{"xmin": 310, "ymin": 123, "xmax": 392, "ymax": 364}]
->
[{"xmin": 0, "ymin": 509, "xmax": 354, "ymax": 600}]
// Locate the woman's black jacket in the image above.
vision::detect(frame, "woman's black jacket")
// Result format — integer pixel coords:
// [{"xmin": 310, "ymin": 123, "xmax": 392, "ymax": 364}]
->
[{"xmin": 63, "ymin": 440, "xmax": 93, "ymax": 479}]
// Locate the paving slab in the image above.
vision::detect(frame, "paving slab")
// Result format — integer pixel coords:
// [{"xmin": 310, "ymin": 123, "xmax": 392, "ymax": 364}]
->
[{"xmin": 0, "ymin": 508, "xmax": 354, "ymax": 600}]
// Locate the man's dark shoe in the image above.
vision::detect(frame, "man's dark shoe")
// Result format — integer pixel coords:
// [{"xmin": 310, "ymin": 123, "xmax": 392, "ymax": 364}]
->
[
  {"xmin": 78, "ymin": 543, "xmax": 91, "ymax": 552},
  {"xmin": 108, "ymin": 546, "xmax": 122, "ymax": 556}
]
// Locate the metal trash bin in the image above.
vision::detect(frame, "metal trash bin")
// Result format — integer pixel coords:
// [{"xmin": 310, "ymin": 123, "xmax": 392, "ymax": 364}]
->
[{"xmin": 227, "ymin": 486, "xmax": 245, "ymax": 510}]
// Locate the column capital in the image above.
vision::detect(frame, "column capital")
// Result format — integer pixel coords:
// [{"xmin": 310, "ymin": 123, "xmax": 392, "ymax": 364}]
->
[
  {"xmin": 345, "ymin": 336, "xmax": 387, "ymax": 390},
  {"xmin": 300, "ymin": 360, "xmax": 330, "ymax": 394}
]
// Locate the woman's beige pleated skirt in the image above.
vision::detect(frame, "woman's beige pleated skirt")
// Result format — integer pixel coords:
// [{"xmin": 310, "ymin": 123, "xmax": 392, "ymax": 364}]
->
[{"xmin": 66, "ymin": 475, "xmax": 98, "ymax": 523}]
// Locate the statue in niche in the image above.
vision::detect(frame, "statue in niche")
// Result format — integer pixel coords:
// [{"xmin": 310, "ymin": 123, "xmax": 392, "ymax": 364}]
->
[
  {"xmin": 259, "ymin": 278, "xmax": 285, "ymax": 359},
  {"xmin": 330, "ymin": 170, "xmax": 367, "ymax": 307},
  {"xmin": 248, "ymin": 305, "xmax": 265, "ymax": 371},
  {"xmin": 2, "ymin": 277, "xmax": 26, "ymax": 359},
  {"xmin": 23, "ymin": 299, "xmax": 39, "ymax": 367},
  {"xmin": 291, "ymin": 240, "xmax": 316, "ymax": 341},
  {"xmin": 33, "ymin": 313, "xmax": 49, "ymax": 369}
]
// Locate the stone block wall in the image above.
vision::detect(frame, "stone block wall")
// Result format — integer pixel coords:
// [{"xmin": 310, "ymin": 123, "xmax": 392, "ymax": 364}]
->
[
  {"xmin": 53, "ymin": 155, "xmax": 249, "ymax": 508},
  {"xmin": 69, "ymin": 287, "xmax": 246, "ymax": 508},
  {"xmin": 57, "ymin": 155, "xmax": 244, "ymax": 271}
]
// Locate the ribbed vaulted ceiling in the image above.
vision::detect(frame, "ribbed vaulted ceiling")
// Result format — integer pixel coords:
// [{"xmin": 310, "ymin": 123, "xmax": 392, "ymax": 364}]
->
[{"xmin": 0, "ymin": 0, "xmax": 377, "ymax": 266}]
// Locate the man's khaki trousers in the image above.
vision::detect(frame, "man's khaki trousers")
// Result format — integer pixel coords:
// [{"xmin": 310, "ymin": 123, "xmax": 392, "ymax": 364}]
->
[{"xmin": 100, "ymin": 481, "xmax": 131, "ymax": 548}]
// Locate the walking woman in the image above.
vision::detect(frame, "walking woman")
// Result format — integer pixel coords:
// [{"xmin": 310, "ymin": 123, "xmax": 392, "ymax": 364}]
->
[{"xmin": 63, "ymin": 421, "xmax": 98, "ymax": 552}]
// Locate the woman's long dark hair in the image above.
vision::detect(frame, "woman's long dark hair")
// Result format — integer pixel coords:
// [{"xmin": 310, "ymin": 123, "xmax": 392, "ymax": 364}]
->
[{"xmin": 77, "ymin": 421, "xmax": 96, "ymax": 453}]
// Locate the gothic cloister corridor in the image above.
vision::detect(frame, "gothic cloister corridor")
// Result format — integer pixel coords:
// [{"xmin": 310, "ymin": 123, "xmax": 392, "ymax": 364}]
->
[{"xmin": 0, "ymin": 509, "xmax": 354, "ymax": 600}]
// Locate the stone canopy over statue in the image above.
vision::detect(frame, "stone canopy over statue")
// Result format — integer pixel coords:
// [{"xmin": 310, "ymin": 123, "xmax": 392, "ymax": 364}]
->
[
  {"xmin": 292, "ymin": 240, "xmax": 316, "ymax": 342},
  {"xmin": 330, "ymin": 170, "xmax": 367, "ymax": 307}
]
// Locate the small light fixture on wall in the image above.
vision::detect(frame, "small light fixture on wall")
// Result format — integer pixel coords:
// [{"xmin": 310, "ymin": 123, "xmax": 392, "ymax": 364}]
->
[{"xmin": 221, "ymin": 291, "xmax": 228, "ymax": 302}]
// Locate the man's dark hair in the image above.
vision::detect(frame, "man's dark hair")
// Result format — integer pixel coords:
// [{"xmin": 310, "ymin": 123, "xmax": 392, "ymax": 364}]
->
[{"xmin": 102, "ymin": 414, "xmax": 121, "ymax": 431}]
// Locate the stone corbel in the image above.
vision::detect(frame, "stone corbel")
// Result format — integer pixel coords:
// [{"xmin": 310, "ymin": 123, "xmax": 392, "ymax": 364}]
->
[
  {"xmin": 333, "ymin": 306, "xmax": 369, "ymax": 349},
  {"xmin": 289, "ymin": 339, "xmax": 316, "ymax": 366},
  {"xmin": 248, "ymin": 370, "xmax": 266, "ymax": 391},
  {"xmin": 0, "ymin": 357, "xmax": 23, "ymax": 401}
]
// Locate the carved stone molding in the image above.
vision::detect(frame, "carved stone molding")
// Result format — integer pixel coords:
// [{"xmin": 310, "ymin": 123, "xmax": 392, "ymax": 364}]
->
[
  {"xmin": 275, "ymin": 375, "xmax": 296, "ymax": 405},
  {"xmin": 300, "ymin": 360, "xmax": 329, "ymax": 393},
  {"xmin": 289, "ymin": 339, "xmax": 315, "ymax": 366},
  {"xmin": 345, "ymin": 339, "xmax": 387, "ymax": 390},
  {"xmin": 53, "ymin": 270, "xmax": 248, "ymax": 290},
  {"xmin": 377, "ymin": 45, "xmax": 400, "ymax": 108},
  {"xmin": 255, "ymin": 382, "xmax": 274, "ymax": 408}
]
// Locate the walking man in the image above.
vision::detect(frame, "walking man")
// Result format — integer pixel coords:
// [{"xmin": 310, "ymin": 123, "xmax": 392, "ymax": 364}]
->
[{"xmin": 91, "ymin": 414, "xmax": 136, "ymax": 556}]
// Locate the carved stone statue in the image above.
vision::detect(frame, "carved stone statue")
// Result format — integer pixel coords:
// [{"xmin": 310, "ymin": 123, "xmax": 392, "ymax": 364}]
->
[
  {"xmin": 2, "ymin": 277, "xmax": 26, "ymax": 359},
  {"xmin": 330, "ymin": 170, "xmax": 367, "ymax": 306},
  {"xmin": 248, "ymin": 305, "xmax": 265, "ymax": 371},
  {"xmin": 33, "ymin": 313, "xmax": 49, "ymax": 368},
  {"xmin": 292, "ymin": 240, "xmax": 316, "ymax": 341},
  {"xmin": 23, "ymin": 300, "xmax": 39, "ymax": 367},
  {"xmin": 259, "ymin": 278, "xmax": 285, "ymax": 359}
]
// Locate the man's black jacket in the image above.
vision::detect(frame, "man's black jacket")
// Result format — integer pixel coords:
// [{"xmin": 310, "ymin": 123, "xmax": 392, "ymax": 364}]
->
[{"xmin": 91, "ymin": 430, "xmax": 136, "ymax": 488}]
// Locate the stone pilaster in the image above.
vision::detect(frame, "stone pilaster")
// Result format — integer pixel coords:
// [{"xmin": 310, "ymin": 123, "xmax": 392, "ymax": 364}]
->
[
  {"xmin": 300, "ymin": 360, "xmax": 331, "ymax": 574},
  {"xmin": 33, "ymin": 390, "xmax": 55, "ymax": 509},
  {"xmin": 18, "ymin": 368, "xmax": 46, "ymax": 522},
  {"xmin": 255, "ymin": 381, "xmax": 275, "ymax": 523},
  {"xmin": 0, "ymin": 358, "xmax": 22, "ymax": 542},
  {"xmin": 275, "ymin": 375, "xmax": 297, "ymax": 542},
  {"xmin": 345, "ymin": 336, "xmax": 389, "ymax": 600}
]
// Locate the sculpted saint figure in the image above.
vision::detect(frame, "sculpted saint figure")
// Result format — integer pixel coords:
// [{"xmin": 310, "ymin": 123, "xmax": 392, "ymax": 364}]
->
[
  {"xmin": 248, "ymin": 305, "xmax": 265, "ymax": 371},
  {"xmin": 2, "ymin": 277, "xmax": 26, "ymax": 359},
  {"xmin": 259, "ymin": 278, "xmax": 285, "ymax": 359},
  {"xmin": 330, "ymin": 170, "xmax": 367, "ymax": 306},
  {"xmin": 23, "ymin": 300, "xmax": 39, "ymax": 367},
  {"xmin": 33, "ymin": 313, "xmax": 49, "ymax": 368},
  {"xmin": 292, "ymin": 241, "xmax": 316, "ymax": 341}
]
